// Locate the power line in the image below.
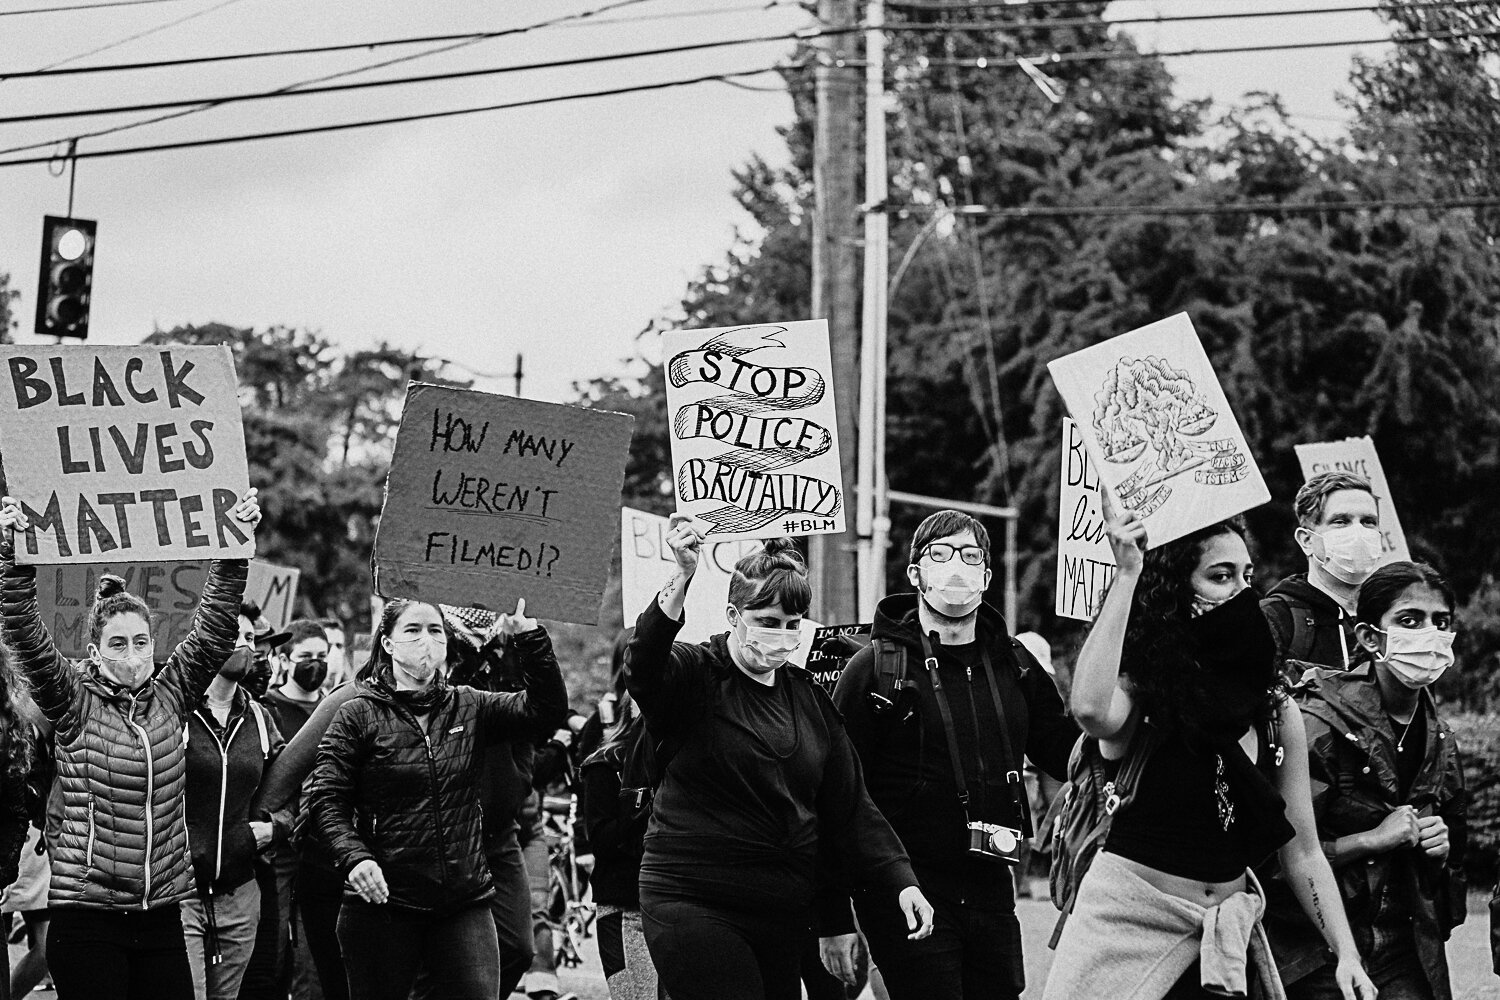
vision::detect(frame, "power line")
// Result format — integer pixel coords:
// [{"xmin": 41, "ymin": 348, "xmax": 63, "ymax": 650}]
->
[
  {"xmin": 875, "ymin": 27, "xmax": 1500, "ymax": 69},
  {"xmin": 878, "ymin": 0, "xmax": 1494, "ymax": 35},
  {"xmin": 0, "ymin": 28, "xmax": 840, "ymax": 127},
  {"xmin": 0, "ymin": 0, "xmax": 660, "ymax": 160},
  {"xmin": 0, "ymin": 3, "xmax": 814, "ymax": 79},
  {"xmin": 20, "ymin": 0, "xmax": 248, "ymax": 75},
  {"xmin": 888, "ymin": 196, "xmax": 1500, "ymax": 219},
  {"xmin": 0, "ymin": 0, "xmax": 186, "ymax": 17},
  {"xmin": 893, "ymin": 0, "xmax": 1348, "ymax": 8},
  {"xmin": 0, "ymin": 65, "xmax": 789, "ymax": 168}
]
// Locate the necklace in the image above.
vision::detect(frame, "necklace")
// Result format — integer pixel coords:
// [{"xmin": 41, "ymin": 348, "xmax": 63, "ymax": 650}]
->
[
  {"xmin": 1392, "ymin": 712, "xmax": 1417, "ymax": 753},
  {"xmin": 1214, "ymin": 755, "xmax": 1236, "ymax": 831}
]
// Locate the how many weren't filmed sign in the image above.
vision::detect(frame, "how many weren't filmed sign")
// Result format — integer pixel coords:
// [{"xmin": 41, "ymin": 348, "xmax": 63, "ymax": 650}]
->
[{"xmin": 0, "ymin": 346, "xmax": 254, "ymax": 564}]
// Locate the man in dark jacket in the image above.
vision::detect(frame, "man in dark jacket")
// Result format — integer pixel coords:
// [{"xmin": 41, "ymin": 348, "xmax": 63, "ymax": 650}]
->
[
  {"xmin": 1263, "ymin": 472, "xmax": 1383, "ymax": 678},
  {"xmin": 827, "ymin": 510, "xmax": 1077, "ymax": 1000}
]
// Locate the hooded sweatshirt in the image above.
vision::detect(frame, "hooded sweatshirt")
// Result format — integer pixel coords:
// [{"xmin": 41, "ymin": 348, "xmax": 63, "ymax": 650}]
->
[
  {"xmin": 1264, "ymin": 573, "xmax": 1359, "ymax": 674},
  {"xmin": 831, "ymin": 594, "xmax": 1078, "ymax": 903}
]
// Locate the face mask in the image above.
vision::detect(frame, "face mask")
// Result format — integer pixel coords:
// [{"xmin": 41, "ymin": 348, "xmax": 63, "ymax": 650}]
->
[
  {"xmin": 731, "ymin": 612, "xmax": 801, "ymax": 672},
  {"xmin": 389, "ymin": 634, "xmax": 446, "ymax": 683},
  {"xmin": 917, "ymin": 560, "xmax": 987, "ymax": 619},
  {"xmin": 1374, "ymin": 625, "xmax": 1455, "ymax": 688},
  {"xmin": 95, "ymin": 647, "xmax": 155, "ymax": 690},
  {"xmin": 219, "ymin": 646, "xmax": 255, "ymax": 682},
  {"xmin": 1307, "ymin": 525, "xmax": 1382, "ymax": 586},
  {"xmin": 1190, "ymin": 593, "xmax": 1233, "ymax": 619},
  {"xmin": 292, "ymin": 657, "xmax": 329, "ymax": 692}
]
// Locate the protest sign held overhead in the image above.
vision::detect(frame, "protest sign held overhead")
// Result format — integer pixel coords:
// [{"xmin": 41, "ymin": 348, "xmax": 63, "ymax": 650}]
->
[
  {"xmin": 1056, "ymin": 418, "xmax": 1117, "ymax": 622},
  {"xmin": 374, "ymin": 383, "xmax": 634, "ymax": 626},
  {"xmin": 1295, "ymin": 436, "xmax": 1411, "ymax": 562},
  {"xmin": 663, "ymin": 321, "xmax": 846, "ymax": 541},
  {"xmin": 1046, "ymin": 313, "xmax": 1269, "ymax": 549},
  {"xmin": 0, "ymin": 346, "xmax": 254, "ymax": 564},
  {"xmin": 618, "ymin": 505, "xmax": 818, "ymax": 663}
]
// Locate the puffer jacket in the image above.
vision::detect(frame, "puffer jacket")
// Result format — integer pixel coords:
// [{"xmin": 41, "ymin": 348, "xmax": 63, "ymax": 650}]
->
[
  {"xmin": 0, "ymin": 552, "xmax": 247, "ymax": 910},
  {"xmin": 1263, "ymin": 661, "xmax": 1466, "ymax": 996},
  {"xmin": 306, "ymin": 626, "xmax": 568, "ymax": 914}
]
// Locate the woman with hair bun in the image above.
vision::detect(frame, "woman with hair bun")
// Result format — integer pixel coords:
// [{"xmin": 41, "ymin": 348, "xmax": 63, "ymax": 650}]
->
[
  {"xmin": 0, "ymin": 490, "xmax": 262, "ymax": 1000},
  {"xmin": 627, "ymin": 515, "xmax": 934, "ymax": 1000}
]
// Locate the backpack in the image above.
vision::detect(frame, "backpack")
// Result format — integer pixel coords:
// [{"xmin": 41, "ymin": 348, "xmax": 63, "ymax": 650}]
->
[
  {"xmin": 616, "ymin": 721, "xmax": 680, "ymax": 821},
  {"xmin": 1040, "ymin": 724, "xmax": 1160, "ymax": 947},
  {"xmin": 1261, "ymin": 593, "xmax": 1317, "ymax": 663}
]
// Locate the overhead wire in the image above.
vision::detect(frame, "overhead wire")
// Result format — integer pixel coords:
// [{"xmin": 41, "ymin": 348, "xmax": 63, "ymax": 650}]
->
[
  {"xmin": 0, "ymin": 0, "xmax": 663, "ymax": 160},
  {"xmin": 0, "ymin": 27, "xmax": 846, "ymax": 129},
  {"xmin": 887, "ymin": 196, "xmax": 1500, "ymax": 219},
  {"xmin": 0, "ymin": 65, "xmax": 790, "ymax": 167},
  {"xmin": 19, "ymin": 0, "xmax": 248, "ymax": 75},
  {"xmin": 0, "ymin": 0, "xmax": 186, "ymax": 17}
]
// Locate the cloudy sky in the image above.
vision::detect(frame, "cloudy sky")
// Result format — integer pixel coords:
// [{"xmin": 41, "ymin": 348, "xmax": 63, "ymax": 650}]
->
[{"xmin": 0, "ymin": 0, "xmax": 1386, "ymax": 402}]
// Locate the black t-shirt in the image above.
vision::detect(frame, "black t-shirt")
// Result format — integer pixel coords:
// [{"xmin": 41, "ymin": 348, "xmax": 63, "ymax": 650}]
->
[{"xmin": 1391, "ymin": 710, "xmax": 1426, "ymax": 799}]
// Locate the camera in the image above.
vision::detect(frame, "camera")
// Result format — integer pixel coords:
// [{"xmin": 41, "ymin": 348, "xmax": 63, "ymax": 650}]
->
[{"xmin": 967, "ymin": 821, "xmax": 1024, "ymax": 865}]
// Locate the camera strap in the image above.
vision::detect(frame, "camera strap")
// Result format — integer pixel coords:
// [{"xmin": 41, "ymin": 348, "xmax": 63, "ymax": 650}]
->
[{"xmin": 920, "ymin": 631, "xmax": 1033, "ymax": 838}]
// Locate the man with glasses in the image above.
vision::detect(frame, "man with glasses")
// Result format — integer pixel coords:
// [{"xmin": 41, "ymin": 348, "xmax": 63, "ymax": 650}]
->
[{"xmin": 823, "ymin": 511, "xmax": 1077, "ymax": 1000}]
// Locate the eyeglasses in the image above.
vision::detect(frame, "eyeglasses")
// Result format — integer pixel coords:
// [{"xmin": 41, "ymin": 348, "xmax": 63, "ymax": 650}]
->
[{"xmin": 923, "ymin": 543, "xmax": 987, "ymax": 566}]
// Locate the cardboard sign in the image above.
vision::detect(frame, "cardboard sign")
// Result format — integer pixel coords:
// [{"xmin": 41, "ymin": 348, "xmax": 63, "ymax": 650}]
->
[
  {"xmin": 34, "ymin": 561, "xmax": 207, "ymax": 660},
  {"xmin": 1056, "ymin": 418, "xmax": 1118, "ymax": 622},
  {"xmin": 1294, "ymin": 437, "xmax": 1411, "ymax": 562},
  {"xmin": 1046, "ymin": 313, "xmax": 1270, "ymax": 548},
  {"xmin": 246, "ymin": 560, "xmax": 301, "ymax": 629},
  {"xmin": 0, "ymin": 346, "xmax": 253, "ymax": 564},
  {"xmin": 662, "ymin": 322, "xmax": 846, "ymax": 540},
  {"xmin": 374, "ymin": 384, "xmax": 634, "ymax": 626},
  {"xmin": 806, "ymin": 623, "xmax": 872, "ymax": 694},
  {"xmin": 618, "ymin": 506, "xmax": 819, "ymax": 664}
]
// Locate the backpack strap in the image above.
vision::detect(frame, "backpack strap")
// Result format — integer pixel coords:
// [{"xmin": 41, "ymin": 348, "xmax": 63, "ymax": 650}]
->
[
  {"xmin": 1262, "ymin": 593, "xmax": 1315, "ymax": 663},
  {"xmin": 872, "ymin": 638, "xmax": 907, "ymax": 701}
]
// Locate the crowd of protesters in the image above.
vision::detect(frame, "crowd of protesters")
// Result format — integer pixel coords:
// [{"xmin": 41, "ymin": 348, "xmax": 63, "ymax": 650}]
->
[{"xmin": 0, "ymin": 467, "xmax": 1486, "ymax": 1000}]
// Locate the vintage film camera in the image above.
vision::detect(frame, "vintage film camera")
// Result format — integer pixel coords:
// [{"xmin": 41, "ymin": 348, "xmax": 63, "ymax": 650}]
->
[{"xmin": 967, "ymin": 820, "xmax": 1024, "ymax": 865}]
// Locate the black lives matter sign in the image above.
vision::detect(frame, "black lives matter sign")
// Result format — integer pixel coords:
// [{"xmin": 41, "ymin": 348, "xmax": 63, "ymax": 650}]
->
[{"xmin": 0, "ymin": 346, "xmax": 253, "ymax": 563}]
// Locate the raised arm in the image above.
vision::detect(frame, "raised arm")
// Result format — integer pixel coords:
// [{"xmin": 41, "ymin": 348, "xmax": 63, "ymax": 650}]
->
[
  {"xmin": 159, "ymin": 490, "xmax": 261, "ymax": 711},
  {"xmin": 626, "ymin": 515, "xmax": 714, "ymax": 731},
  {"xmin": 0, "ymin": 498, "xmax": 81, "ymax": 738},
  {"xmin": 1070, "ymin": 493, "xmax": 1144, "ymax": 748},
  {"xmin": 474, "ymin": 599, "xmax": 569, "ymax": 744}
]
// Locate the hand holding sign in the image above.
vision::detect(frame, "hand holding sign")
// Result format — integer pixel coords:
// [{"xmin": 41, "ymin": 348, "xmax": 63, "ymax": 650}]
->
[
  {"xmin": 666, "ymin": 513, "xmax": 704, "ymax": 578},
  {"xmin": 0, "ymin": 496, "xmax": 31, "ymax": 535},
  {"xmin": 1100, "ymin": 488, "xmax": 1147, "ymax": 575},
  {"xmin": 230, "ymin": 488, "xmax": 262, "ymax": 528}
]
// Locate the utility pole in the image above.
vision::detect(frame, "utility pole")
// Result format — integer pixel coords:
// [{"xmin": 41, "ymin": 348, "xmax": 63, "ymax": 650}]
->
[
  {"xmin": 809, "ymin": 0, "xmax": 860, "ymax": 625},
  {"xmin": 855, "ymin": 0, "xmax": 888, "ymax": 622},
  {"xmin": 513, "ymin": 353, "xmax": 524, "ymax": 397}
]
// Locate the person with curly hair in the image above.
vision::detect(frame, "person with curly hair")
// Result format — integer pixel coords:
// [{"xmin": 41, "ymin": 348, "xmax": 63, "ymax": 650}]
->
[
  {"xmin": 1265, "ymin": 561, "xmax": 1466, "ymax": 1000},
  {"xmin": 0, "ymin": 491, "xmax": 261, "ymax": 1000},
  {"xmin": 1046, "ymin": 499, "xmax": 1377, "ymax": 1000}
]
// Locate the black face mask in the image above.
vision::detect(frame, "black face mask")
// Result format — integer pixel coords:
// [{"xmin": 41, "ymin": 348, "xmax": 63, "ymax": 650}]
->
[
  {"xmin": 292, "ymin": 657, "xmax": 329, "ymax": 692},
  {"xmin": 1183, "ymin": 588, "xmax": 1277, "ymax": 732},
  {"xmin": 243, "ymin": 653, "xmax": 273, "ymax": 700},
  {"xmin": 219, "ymin": 646, "xmax": 255, "ymax": 682}
]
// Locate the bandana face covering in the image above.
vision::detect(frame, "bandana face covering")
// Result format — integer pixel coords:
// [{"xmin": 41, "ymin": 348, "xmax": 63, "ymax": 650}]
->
[{"xmin": 1183, "ymin": 588, "xmax": 1277, "ymax": 733}]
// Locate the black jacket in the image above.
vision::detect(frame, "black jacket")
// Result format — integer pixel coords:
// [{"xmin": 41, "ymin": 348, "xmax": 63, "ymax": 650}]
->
[
  {"xmin": 184, "ymin": 689, "xmax": 289, "ymax": 894},
  {"xmin": 580, "ymin": 738, "xmax": 644, "ymax": 908},
  {"xmin": 448, "ymin": 636, "xmax": 547, "ymax": 845},
  {"xmin": 307, "ymin": 627, "xmax": 568, "ymax": 913},
  {"xmin": 832, "ymin": 594, "xmax": 1077, "ymax": 898},
  {"xmin": 1264, "ymin": 574, "xmax": 1358, "ymax": 674}
]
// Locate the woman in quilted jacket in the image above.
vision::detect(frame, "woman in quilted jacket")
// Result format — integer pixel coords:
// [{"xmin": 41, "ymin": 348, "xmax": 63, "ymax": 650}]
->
[
  {"xmin": 0, "ymin": 490, "xmax": 261, "ymax": 1000},
  {"xmin": 306, "ymin": 596, "xmax": 568, "ymax": 1000}
]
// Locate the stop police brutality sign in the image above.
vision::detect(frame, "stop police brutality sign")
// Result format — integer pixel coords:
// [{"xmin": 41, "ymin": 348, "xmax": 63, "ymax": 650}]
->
[{"xmin": 0, "ymin": 346, "xmax": 254, "ymax": 564}]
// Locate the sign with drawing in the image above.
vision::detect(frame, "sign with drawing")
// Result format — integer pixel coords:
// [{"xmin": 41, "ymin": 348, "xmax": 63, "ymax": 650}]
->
[
  {"xmin": 1047, "ymin": 313, "xmax": 1270, "ymax": 548},
  {"xmin": 662, "ymin": 321, "xmax": 846, "ymax": 540}
]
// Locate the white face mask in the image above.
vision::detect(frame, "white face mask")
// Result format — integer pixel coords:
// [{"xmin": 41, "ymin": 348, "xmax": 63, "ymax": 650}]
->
[
  {"xmin": 918, "ymin": 560, "xmax": 987, "ymax": 619},
  {"xmin": 387, "ymin": 634, "xmax": 446, "ymax": 683},
  {"xmin": 1375, "ymin": 625, "xmax": 1455, "ymax": 688},
  {"xmin": 731, "ymin": 611, "xmax": 801, "ymax": 672},
  {"xmin": 1306, "ymin": 525, "xmax": 1383, "ymax": 586}
]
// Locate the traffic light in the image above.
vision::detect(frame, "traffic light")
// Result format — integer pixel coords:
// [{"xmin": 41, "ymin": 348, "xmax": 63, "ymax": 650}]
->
[{"xmin": 35, "ymin": 215, "xmax": 96, "ymax": 339}]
